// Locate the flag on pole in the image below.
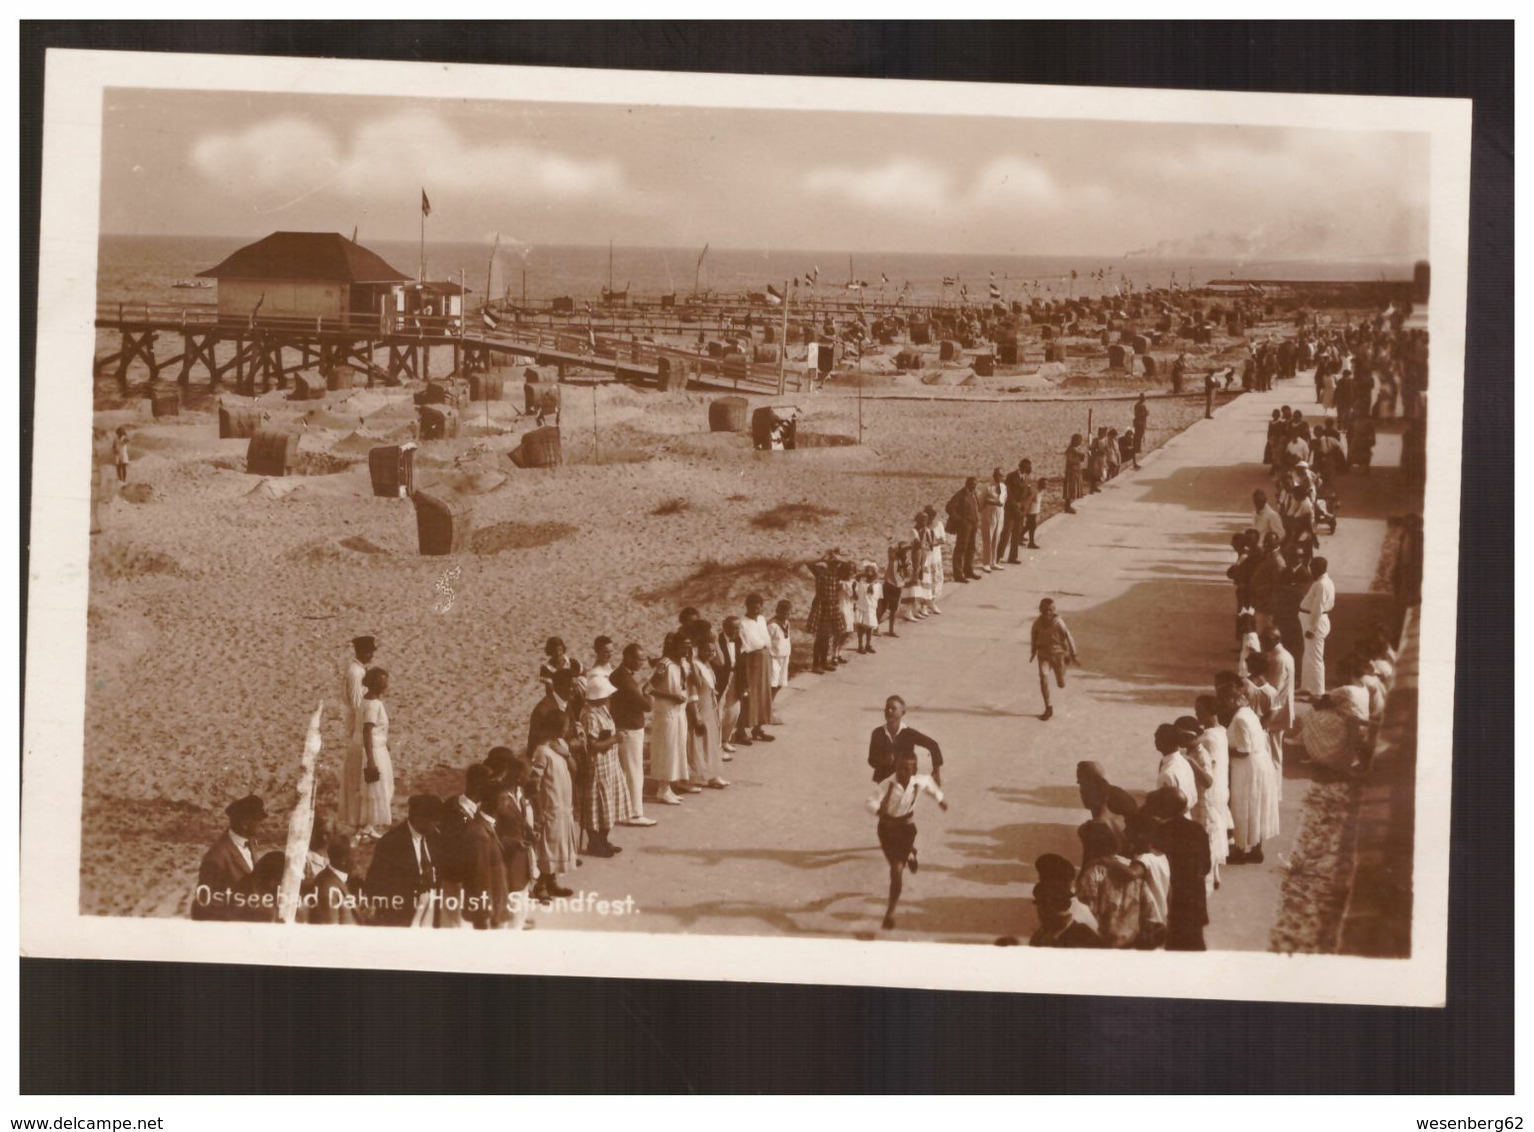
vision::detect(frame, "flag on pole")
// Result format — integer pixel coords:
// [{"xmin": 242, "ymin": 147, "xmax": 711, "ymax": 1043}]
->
[
  {"xmin": 766, "ymin": 283, "xmax": 784, "ymax": 305},
  {"xmin": 421, "ymin": 189, "xmax": 432, "ymax": 217},
  {"xmin": 989, "ymin": 283, "xmax": 1002, "ymax": 299},
  {"xmin": 942, "ymin": 276, "xmax": 957, "ymax": 286},
  {"xmin": 483, "ymin": 309, "xmax": 500, "ymax": 331},
  {"xmin": 881, "ymin": 272, "xmax": 889, "ymax": 284}
]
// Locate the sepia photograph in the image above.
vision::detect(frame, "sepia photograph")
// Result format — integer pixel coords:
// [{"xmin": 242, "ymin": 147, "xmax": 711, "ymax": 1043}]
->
[{"xmin": 22, "ymin": 43, "xmax": 1473, "ymax": 1010}]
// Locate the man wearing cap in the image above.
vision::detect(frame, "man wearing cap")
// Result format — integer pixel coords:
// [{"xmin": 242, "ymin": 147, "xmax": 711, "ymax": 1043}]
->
[
  {"xmin": 1029, "ymin": 855, "xmax": 1101, "ymax": 948},
  {"xmin": 610, "ymin": 644, "xmax": 658, "ymax": 827},
  {"xmin": 1299, "ymin": 557, "xmax": 1335, "ymax": 697},
  {"xmin": 192, "ymin": 794, "xmax": 265, "ymax": 921},
  {"xmin": 364, "ymin": 794, "xmax": 443, "ymax": 927}
]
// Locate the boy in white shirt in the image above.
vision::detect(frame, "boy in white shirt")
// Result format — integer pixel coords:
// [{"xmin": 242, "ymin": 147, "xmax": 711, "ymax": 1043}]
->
[{"xmin": 865, "ymin": 750, "xmax": 948, "ymax": 931}]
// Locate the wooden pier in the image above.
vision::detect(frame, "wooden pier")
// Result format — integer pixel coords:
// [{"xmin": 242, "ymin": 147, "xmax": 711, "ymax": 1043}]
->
[{"xmin": 92, "ymin": 301, "xmax": 793, "ymax": 397}]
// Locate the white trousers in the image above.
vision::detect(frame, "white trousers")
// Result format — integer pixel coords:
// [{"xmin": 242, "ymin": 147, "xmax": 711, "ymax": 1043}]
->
[
  {"xmin": 1301, "ymin": 631, "xmax": 1327, "ymax": 696},
  {"xmin": 618, "ymin": 728, "xmax": 646, "ymax": 817},
  {"xmin": 981, "ymin": 508, "xmax": 1004, "ymax": 567}
]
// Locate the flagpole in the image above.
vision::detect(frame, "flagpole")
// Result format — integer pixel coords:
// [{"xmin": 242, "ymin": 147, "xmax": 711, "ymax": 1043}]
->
[
  {"xmin": 777, "ymin": 279, "xmax": 789, "ymax": 397},
  {"xmin": 419, "ymin": 192, "xmax": 426, "ymax": 283}
]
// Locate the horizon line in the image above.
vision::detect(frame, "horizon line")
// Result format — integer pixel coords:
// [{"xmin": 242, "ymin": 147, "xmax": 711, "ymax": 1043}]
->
[{"xmin": 96, "ymin": 230, "xmax": 1423, "ymax": 266}]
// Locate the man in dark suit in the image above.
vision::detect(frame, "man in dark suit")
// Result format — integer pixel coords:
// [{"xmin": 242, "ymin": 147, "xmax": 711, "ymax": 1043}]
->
[
  {"xmin": 1001, "ymin": 459, "xmax": 1028, "ymax": 564},
  {"xmin": 363, "ymin": 794, "xmax": 443, "ymax": 927},
  {"xmin": 610, "ymin": 644, "xmax": 657, "ymax": 826},
  {"xmin": 191, "ymin": 794, "xmax": 265, "ymax": 921},
  {"xmin": 715, "ymin": 617, "xmax": 743, "ymax": 750},
  {"xmin": 460, "ymin": 765, "xmax": 510, "ymax": 930},
  {"xmin": 867, "ymin": 695, "xmax": 944, "ymax": 786},
  {"xmin": 306, "ymin": 835, "xmax": 362, "ymax": 926},
  {"xmin": 526, "ymin": 669, "xmax": 575, "ymax": 759},
  {"xmin": 946, "ymin": 476, "xmax": 981, "ymax": 582},
  {"xmin": 1144, "ymin": 785, "xmax": 1212, "ymax": 951}
]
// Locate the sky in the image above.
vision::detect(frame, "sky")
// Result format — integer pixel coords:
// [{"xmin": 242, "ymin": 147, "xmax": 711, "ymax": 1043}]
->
[{"xmin": 98, "ymin": 87, "xmax": 1431, "ymax": 261}]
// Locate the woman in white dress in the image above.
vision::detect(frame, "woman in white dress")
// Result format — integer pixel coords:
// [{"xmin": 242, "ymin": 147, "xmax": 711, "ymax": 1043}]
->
[
  {"xmin": 647, "ymin": 633, "xmax": 692, "ymax": 806},
  {"xmin": 1190, "ymin": 699, "xmax": 1232, "ymax": 892},
  {"xmin": 684, "ymin": 622, "xmax": 729, "ymax": 790},
  {"xmin": 767, "ymin": 600, "xmax": 793, "ymax": 712},
  {"xmin": 1223, "ymin": 682, "xmax": 1279, "ymax": 864},
  {"xmin": 923, "ymin": 505, "xmax": 946, "ymax": 612},
  {"xmin": 835, "ymin": 563, "xmax": 856, "ymax": 663},
  {"xmin": 338, "ymin": 635, "xmax": 373, "ymax": 829},
  {"xmin": 345, "ymin": 667, "xmax": 395, "ymax": 839},
  {"xmin": 1297, "ymin": 659, "xmax": 1372, "ymax": 774},
  {"xmin": 906, "ymin": 512, "xmax": 935, "ymax": 618}
]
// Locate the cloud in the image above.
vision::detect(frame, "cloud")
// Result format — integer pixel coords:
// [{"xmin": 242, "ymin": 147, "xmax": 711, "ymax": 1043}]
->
[
  {"xmin": 803, "ymin": 153, "xmax": 1072, "ymax": 219},
  {"xmin": 191, "ymin": 116, "xmax": 344, "ymax": 193},
  {"xmin": 191, "ymin": 109, "xmax": 627, "ymax": 205},
  {"xmin": 966, "ymin": 156, "xmax": 1057, "ymax": 206},
  {"xmin": 802, "ymin": 157, "xmax": 953, "ymax": 212}
]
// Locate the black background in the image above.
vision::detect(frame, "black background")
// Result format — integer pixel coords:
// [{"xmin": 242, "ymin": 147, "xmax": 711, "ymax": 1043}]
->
[{"xmin": 18, "ymin": 21, "xmax": 1514, "ymax": 1094}]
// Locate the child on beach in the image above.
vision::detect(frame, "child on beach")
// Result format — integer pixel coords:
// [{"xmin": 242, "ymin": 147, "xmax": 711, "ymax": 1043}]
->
[
  {"xmin": 854, "ymin": 563, "xmax": 881, "ymax": 655},
  {"xmin": 767, "ymin": 601, "xmax": 792, "ymax": 716},
  {"xmin": 866, "ymin": 749, "xmax": 948, "ymax": 931},
  {"xmin": 882, "ymin": 543, "xmax": 908, "ymax": 639},
  {"xmin": 113, "ymin": 426, "xmax": 130, "ymax": 483},
  {"xmin": 1027, "ymin": 477, "xmax": 1048, "ymax": 549},
  {"xmin": 1029, "ymin": 597, "xmax": 1080, "ymax": 722},
  {"xmin": 834, "ymin": 561, "xmax": 856, "ymax": 665}
]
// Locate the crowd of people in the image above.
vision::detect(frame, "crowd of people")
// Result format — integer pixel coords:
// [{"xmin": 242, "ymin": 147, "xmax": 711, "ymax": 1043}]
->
[
  {"xmin": 189, "ymin": 307, "xmax": 1421, "ymax": 946},
  {"xmin": 1028, "ymin": 310, "xmax": 1421, "ymax": 951},
  {"xmin": 188, "ymin": 386, "xmax": 1152, "ymax": 929}
]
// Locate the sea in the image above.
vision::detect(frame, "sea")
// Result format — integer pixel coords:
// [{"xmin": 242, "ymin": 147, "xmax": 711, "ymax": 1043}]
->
[{"xmin": 96, "ymin": 234, "xmax": 1414, "ymax": 312}]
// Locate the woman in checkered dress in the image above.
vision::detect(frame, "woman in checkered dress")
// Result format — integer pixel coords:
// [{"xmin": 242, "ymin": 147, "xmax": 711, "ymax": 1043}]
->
[
  {"xmin": 572, "ymin": 675, "xmax": 633, "ymax": 858},
  {"xmin": 805, "ymin": 551, "xmax": 845, "ymax": 673}
]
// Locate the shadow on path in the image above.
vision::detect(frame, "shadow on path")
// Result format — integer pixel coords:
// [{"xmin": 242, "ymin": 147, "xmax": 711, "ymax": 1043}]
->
[
  {"xmin": 641, "ymin": 844, "xmax": 877, "ymax": 870},
  {"xmin": 991, "ymin": 784, "xmax": 1082, "ymax": 810}
]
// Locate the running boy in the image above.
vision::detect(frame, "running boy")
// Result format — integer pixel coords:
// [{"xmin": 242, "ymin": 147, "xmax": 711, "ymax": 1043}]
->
[
  {"xmin": 1029, "ymin": 597, "xmax": 1080, "ymax": 721},
  {"xmin": 865, "ymin": 749, "xmax": 948, "ymax": 931}
]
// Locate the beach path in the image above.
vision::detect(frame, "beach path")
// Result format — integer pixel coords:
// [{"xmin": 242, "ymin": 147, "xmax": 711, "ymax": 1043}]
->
[{"xmin": 535, "ymin": 372, "xmax": 1406, "ymax": 948}]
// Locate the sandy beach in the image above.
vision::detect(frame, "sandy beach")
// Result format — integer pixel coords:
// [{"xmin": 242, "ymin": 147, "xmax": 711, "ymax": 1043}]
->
[{"xmin": 80, "ymin": 312, "xmax": 1302, "ymax": 917}]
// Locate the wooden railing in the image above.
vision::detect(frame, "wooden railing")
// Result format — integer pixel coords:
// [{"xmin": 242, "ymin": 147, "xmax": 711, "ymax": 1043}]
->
[
  {"xmin": 95, "ymin": 301, "xmax": 468, "ymax": 338},
  {"xmin": 94, "ymin": 299, "xmax": 788, "ymax": 390}
]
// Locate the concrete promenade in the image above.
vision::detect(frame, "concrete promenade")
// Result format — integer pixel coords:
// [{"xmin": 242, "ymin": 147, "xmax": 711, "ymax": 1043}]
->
[{"xmin": 542, "ymin": 372, "xmax": 1405, "ymax": 948}]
